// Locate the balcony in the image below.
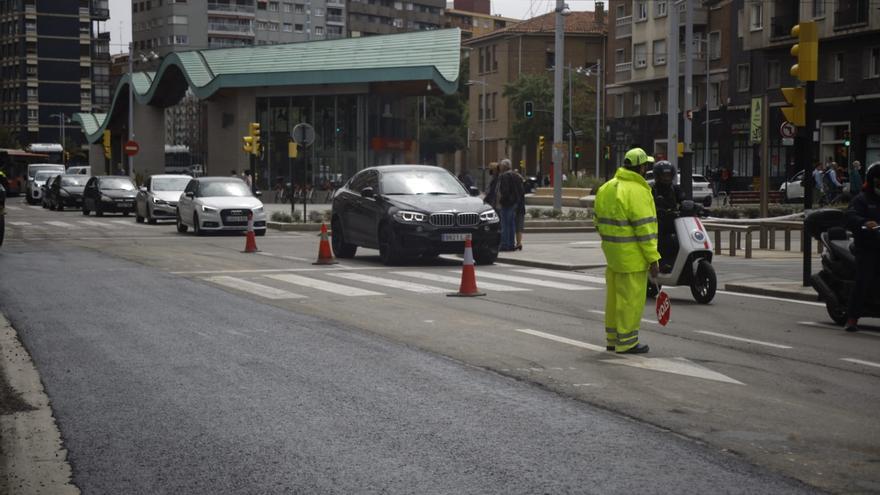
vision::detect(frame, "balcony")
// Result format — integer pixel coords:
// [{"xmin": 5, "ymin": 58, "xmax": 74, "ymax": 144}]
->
[
  {"xmin": 615, "ymin": 15, "xmax": 632, "ymax": 38},
  {"xmin": 615, "ymin": 61, "xmax": 632, "ymax": 82},
  {"xmin": 207, "ymin": 22, "xmax": 255, "ymax": 36},
  {"xmin": 770, "ymin": 15, "xmax": 797, "ymax": 39},
  {"xmin": 834, "ymin": 0, "xmax": 868, "ymax": 29},
  {"xmin": 677, "ymin": 4, "xmax": 707, "ymax": 25},
  {"xmin": 207, "ymin": 2, "xmax": 256, "ymax": 16},
  {"xmin": 326, "ymin": 14, "xmax": 344, "ymax": 23}
]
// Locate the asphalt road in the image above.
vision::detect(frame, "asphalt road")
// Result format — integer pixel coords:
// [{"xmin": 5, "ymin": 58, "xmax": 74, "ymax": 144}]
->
[{"xmin": 3, "ymin": 202, "xmax": 877, "ymax": 493}]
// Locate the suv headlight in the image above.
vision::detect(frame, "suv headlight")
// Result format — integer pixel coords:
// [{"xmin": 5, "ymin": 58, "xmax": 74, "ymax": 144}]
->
[
  {"xmin": 252, "ymin": 207, "xmax": 264, "ymax": 215},
  {"xmin": 200, "ymin": 205, "xmax": 218, "ymax": 213},
  {"xmin": 152, "ymin": 197, "xmax": 167, "ymax": 205},
  {"xmin": 479, "ymin": 209, "xmax": 499, "ymax": 223},
  {"xmin": 393, "ymin": 210, "xmax": 426, "ymax": 223},
  {"xmin": 101, "ymin": 194, "xmax": 113, "ymax": 202}
]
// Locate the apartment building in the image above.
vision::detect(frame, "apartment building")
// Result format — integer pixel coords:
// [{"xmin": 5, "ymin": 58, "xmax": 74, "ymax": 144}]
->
[
  {"xmin": 443, "ymin": 0, "xmax": 519, "ymax": 41},
  {"xmin": 347, "ymin": 0, "xmax": 443, "ymax": 37},
  {"xmin": 0, "ymin": 0, "xmax": 111, "ymax": 146},
  {"xmin": 463, "ymin": 10, "xmax": 606, "ymax": 175},
  {"xmin": 604, "ymin": 0, "xmax": 880, "ymax": 189}
]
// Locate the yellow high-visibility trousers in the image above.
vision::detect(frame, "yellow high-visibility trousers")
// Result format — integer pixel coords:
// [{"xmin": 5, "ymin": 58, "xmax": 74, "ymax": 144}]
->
[{"xmin": 604, "ymin": 267, "xmax": 648, "ymax": 353}]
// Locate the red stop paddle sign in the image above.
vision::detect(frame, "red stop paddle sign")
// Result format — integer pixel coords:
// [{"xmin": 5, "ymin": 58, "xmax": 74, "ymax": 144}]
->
[{"xmin": 656, "ymin": 290, "xmax": 671, "ymax": 326}]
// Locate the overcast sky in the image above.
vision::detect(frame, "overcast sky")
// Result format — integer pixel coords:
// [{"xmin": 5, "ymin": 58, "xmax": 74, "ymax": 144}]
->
[{"xmin": 107, "ymin": 0, "xmax": 597, "ymax": 54}]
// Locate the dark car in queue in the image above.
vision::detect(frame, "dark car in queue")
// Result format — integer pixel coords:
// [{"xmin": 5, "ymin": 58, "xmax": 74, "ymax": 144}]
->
[
  {"xmin": 47, "ymin": 174, "xmax": 88, "ymax": 211},
  {"xmin": 331, "ymin": 165, "xmax": 501, "ymax": 265},
  {"xmin": 82, "ymin": 176, "xmax": 137, "ymax": 216}
]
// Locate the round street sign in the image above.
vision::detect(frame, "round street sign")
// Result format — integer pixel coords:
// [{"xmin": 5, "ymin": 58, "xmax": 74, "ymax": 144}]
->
[
  {"xmin": 780, "ymin": 121, "xmax": 796, "ymax": 139},
  {"xmin": 292, "ymin": 123, "xmax": 315, "ymax": 146},
  {"xmin": 655, "ymin": 289, "xmax": 671, "ymax": 326},
  {"xmin": 124, "ymin": 140, "xmax": 140, "ymax": 156}
]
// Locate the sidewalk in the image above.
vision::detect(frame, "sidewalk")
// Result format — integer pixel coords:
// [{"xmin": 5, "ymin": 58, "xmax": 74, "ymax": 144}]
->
[{"xmin": 264, "ymin": 203, "xmax": 819, "ymax": 303}]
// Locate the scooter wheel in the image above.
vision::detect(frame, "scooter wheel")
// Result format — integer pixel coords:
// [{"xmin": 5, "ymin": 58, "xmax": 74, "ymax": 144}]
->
[
  {"xmin": 690, "ymin": 259, "xmax": 717, "ymax": 304},
  {"xmin": 825, "ymin": 303, "xmax": 848, "ymax": 326}
]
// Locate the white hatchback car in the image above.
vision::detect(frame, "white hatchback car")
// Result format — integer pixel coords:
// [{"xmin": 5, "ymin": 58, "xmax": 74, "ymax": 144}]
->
[
  {"xmin": 176, "ymin": 177, "xmax": 266, "ymax": 236},
  {"xmin": 779, "ymin": 170, "xmax": 805, "ymax": 202},
  {"xmin": 645, "ymin": 172, "xmax": 714, "ymax": 207}
]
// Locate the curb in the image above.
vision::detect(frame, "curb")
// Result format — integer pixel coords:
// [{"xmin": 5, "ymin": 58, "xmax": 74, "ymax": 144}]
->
[
  {"xmin": 724, "ymin": 283, "xmax": 819, "ymax": 303},
  {"xmin": 496, "ymin": 257, "xmax": 605, "ymax": 271},
  {"xmin": 268, "ymin": 222, "xmax": 324, "ymax": 232}
]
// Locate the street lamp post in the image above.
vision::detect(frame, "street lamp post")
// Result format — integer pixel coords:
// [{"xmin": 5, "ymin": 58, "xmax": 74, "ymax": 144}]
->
[
  {"xmin": 128, "ymin": 42, "xmax": 134, "ymax": 177},
  {"xmin": 50, "ymin": 112, "xmax": 65, "ymax": 165},
  {"xmin": 552, "ymin": 0, "xmax": 571, "ymax": 210},
  {"xmin": 467, "ymin": 79, "xmax": 487, "ymax": 190},
  {"xmin": 577, "ymin": 62, "xmax": 603, "ymax": 178}
]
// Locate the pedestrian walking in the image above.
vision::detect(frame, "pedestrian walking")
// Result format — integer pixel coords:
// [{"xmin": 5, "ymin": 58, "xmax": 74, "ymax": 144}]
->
[
  {"xmin": 243, "ymin": 170, "xmax": 254, "ymax": 191},
  {"xmin": 849, "ymin": 160, "xmax": 863, "ymax": 197},
  {"xmin": 458, "ymin": 170, "xmax": 475, "ymax": 190},
  {"xmin": 483, "ymin": 163, "xmax": 500, "ymax": 211},
  {"xmin": 812, "ymin": 161, "xmax": 826, "ymax": 206},
  {"xmin": 513, "ymin": 165, "xmax": 527, "ymax": 250},
  {"xmin": 593, "ymin": 147, "xmax": 661, "ymax": 354},
  {"xmin": 497, "ymin": 159, "xmax": 523, "ymax": 251}
]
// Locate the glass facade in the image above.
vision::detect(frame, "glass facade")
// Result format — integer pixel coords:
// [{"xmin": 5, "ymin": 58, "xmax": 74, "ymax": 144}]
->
[{"xmin": 254, "ymin": 94, "xmax": 420, "ymax": 190}]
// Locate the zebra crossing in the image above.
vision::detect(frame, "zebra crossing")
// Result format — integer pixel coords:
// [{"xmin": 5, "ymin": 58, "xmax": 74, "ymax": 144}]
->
[
  {"xmin": 5, "ymin": 219, "xmax": 155, "ymax": 231},
  {"xmin": 201, "ymin": 267, "xmax": 607, "ymax": 301}
]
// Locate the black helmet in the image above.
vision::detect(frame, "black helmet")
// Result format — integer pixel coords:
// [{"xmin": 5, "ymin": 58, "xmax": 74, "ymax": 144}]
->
[
  {"xmin": 652, "ymin": 160, "xmax": 676, "ymax": 186},
  {"xmin": 866, "ymin": 162, "xmax": 880, "ymax": 184}
]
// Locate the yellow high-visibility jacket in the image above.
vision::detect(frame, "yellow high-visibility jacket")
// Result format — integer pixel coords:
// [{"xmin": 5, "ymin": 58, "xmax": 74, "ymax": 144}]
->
[{"xmin": 594, "ymin": 167, "xmax": 662, "ymax": 273}]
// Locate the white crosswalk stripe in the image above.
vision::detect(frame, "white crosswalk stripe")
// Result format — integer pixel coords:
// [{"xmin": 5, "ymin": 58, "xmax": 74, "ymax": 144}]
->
[
  {"xmin": 43, "ymin": 221, "xmax": 77, "ymax": 229},
  {"xmin": 110, "ymin": 220, "xmax": 149, "ymax": 228},
  {"xmin": 5, "ymin": 206, "xmax": 21, "ymax": 211},
  {"xmin": 78, "ymin": 220, "xmax": 121, "ymax": 228},
  {"xmin": 206, "ymin": 276, "xmax": 306, "ymax": 299},
  {"xmin": 8, "ymin": 221, "xmax": 32, "ymax": 226},
  {"xmin": 265, "ymin": 273, "xmax": 384, "ymax": 297},
  {"xmin": 513, "ymin": 268, "xmax": 606, "ymax": 285},
  {"xmin": 393, "ymin": 271, "xmax": 531, "ymax": 292},
  {"xmin": 328, "ymin": 272, "xmax": 448, "ymax": 293},
  {"xmin": 452, "ymin": 271, "xmax": 600, "ymax": 291}
]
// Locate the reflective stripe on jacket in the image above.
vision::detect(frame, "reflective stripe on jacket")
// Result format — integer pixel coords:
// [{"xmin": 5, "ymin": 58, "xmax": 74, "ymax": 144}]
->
[{"xmin": 594, "ymin": 167, "xmax": 662, "ymax": 273}]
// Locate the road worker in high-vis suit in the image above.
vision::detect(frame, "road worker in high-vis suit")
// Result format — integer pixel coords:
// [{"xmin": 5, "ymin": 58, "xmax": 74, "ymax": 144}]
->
[{"xmin": 593, "ymin": 147, "xmax": 662, "ymax": 354}]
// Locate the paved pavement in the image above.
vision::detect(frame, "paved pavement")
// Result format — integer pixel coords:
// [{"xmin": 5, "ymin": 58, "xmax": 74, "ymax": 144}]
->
[{"xmin": 264, "ymin": 202, "xmax": 821, "ymax": 304}]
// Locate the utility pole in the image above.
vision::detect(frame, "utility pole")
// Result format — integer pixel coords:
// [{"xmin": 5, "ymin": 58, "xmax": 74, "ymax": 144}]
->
[
  {"xmin": 666, "ymin": 1, "xmax": 680, "ymax": 168},
  {"xmin": 681, "ymin": 0, "xmax": 694, "ymax": 199},
  {"xmin": 128, "ymin": 42, "xmax": 135, "ymax": 178},
  {"xmin": 552, "ymin": 0, "xmax": 569, "ymax": 210},
  {"xmin": 595, "ymin": 58, "xmax": 601, "ymax": 179}
]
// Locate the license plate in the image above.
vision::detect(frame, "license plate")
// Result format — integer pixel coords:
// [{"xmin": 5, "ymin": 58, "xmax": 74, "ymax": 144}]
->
[
  {"xmin": 441, "ymin": 233, "xmax": 470, "ymax": 242},
  {"xmin": 226, "ymin": 215, "xmax": 247, "ymax": 222}
]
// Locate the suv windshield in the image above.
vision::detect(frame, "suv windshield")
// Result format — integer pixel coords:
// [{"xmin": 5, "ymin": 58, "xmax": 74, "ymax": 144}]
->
[
  {"xmin": 380, "ymin": 170, "xmax": 466, "ymax": 196},
  {"xmin": 99, "ymin": 178, "xmax": 136, "ymax": 191},
  {"xmin": 152, "ymin": 178, "xmax": 190, "ymax": 192},
  {"xmin": 199, "ymin": 181, "xmax": 251, "ymax": 197},
  {"xmin": 34, "ymin": 172, "xmax": 57, "ymax": 182},
  {"xmin": 60, "ymin": 176, "xmax": 87, "ymax": 187}
]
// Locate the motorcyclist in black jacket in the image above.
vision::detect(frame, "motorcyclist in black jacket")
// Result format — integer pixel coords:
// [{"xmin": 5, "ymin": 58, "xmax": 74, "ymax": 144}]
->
[
  {"xmin": 843, "ymin": 161, "xmax": 880, "ymax": 332},
  {"xmin": 651, "ymin": 161, "xmax": 685, "ymax": 272}
]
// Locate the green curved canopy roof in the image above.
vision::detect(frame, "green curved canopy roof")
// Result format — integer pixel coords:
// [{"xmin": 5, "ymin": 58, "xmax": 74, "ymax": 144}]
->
[{"xmin": 74, "ymin": 28, "xmax": 461, "ymax": 143}]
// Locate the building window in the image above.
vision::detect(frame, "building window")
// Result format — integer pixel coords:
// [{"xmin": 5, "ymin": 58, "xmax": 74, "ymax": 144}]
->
[
  {"xmin": 490, "ymin": 92, "xmax": 497, "ymax": 119},
  {"xmin": 709, "ymin": 31, "xmax": 721, "ymax": 60},
  {"xmin": 866, "ymin": 47, "xmax": 880, "ymax": 78},
  {"xmin": 168, "ymin": 15, "xmax": 187, "ymax": 24},
  {"xmin": 653, "ymin": 40, "xmax": 666, "ymax": 66},
  {"xmin": 315, "ymin": 26, "xmax": 323, "ymax": 35},
  {"xmin": 768, "ymin": 60, "xmax": 780, "ymax": 88},
  {"xmin": 26, "ymin": 88, "xmax": 37, "ymax": 99},
  {"xmin": 283, "ymin": 23, "xmax": 292, "ymax": 32},
  {"xmin": 294, "ymin": 23, "xmax": 303, "ymax": 32},
  {"xmin": 283, "ymin": 3, "xmax": 292, "ymax": 12},
  {"xmin": 652, "ymin": 90, "xmax": 663, "ymax": 114},
  {"xmin": 615, "ymin": 48, "xmax": 625, "ymax": 64},
  {"xmin": 636, "ymin": 0, "xmax": 647, "ymax": 21},
  {"xmin": 28, "ymin": 109, "xmax": 38, "ymax": 120},
  {"xmin": 315, "ymin": 7, "xmax": 324, "ymax": 16},
  {"xmin": 174, "ymin": 35, "xmax": 188, "ymax": 45},
  {"xmin": 832, "ymin": 52, "xmax": 844, "ymax": 81},
  {"xmin": 294, "ymin": 4, "xmax": 304, "ymax": 13},
  {"xmin": 737, "ymin": 64, "xmax": 750, "ymax": 91},
  {"xmin": 655, "ymin": 0, "xmax": 667, "ymax": 17},
  {"xmin": 478, "ymin": 94, "xmax": 484, "ymax": 121},
  {"xmin": 615, "ymin": 94, "xmax": 625, "ymax": 117},
  {"xmin": 478, "ymin": 47, "xmax": 485, "ymax": 73},
  {"xmin": 269, "ymin": 1, "xmax": 278, "ymax": 11},
  {"xmin": 710, "ymin": 82, "xmax": 720, "ymax": 109},
  {"xmin": 812, "ymin": 0, "xmax": 825, "ymax": 18},
  {"xmin": 492, "ymin": 45, "xmax": 497, "ymax": 71},
  {"xmin": 269, "ymin": 22, "xmax": 279, "ymax": 31},
  {"xmin": 633, "ymin": 92, "xmax": 641, "ymax": 115},
  {"xmin": 634, "ymin": 43, "xmax": 647, "ymax": 69},
  {"xmin": 749, "ymin": 2, "xmax": 763, "ymax": 30}
]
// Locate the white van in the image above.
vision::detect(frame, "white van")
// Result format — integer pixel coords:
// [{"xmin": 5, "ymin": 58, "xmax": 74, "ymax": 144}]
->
[
  {"xmin": 25, "ymin": 163, "xmax": 65, "ymax": 204},
  {"xmin": 66, "ymin": 165, "xmax": 91, "ymax": 175}
]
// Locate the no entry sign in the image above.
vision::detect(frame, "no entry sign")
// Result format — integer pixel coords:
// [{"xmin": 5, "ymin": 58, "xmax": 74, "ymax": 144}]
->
[{"xmin": 124, "ymin": 140, "xmax": 140, "ymax": 156}]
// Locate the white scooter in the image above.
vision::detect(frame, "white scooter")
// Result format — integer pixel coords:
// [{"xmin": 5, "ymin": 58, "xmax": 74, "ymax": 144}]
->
[{"xmin": 647, "ymin": 200, "xmax": 717, "ymax": 304}]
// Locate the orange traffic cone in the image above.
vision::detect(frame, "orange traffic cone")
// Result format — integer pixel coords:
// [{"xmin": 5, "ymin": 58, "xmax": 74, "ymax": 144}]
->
[
  {"xmin": 313, "ymin": 222, "xmax": 338, "ymax": 265},
  {"xmin": 242, "ymin": 211, "xmax": 259, "ymax": 253},
  {"xmin": 447, "ymin": 236, "xmax": 485, "ymax": 297}
]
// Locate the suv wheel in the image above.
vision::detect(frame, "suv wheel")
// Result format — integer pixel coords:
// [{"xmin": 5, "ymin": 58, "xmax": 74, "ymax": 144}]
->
[
  {"xmin": 331, "ymin": 218, "xmax": 357, "ymax": 258},
  {"xmin": 176, "ymin": 212, "xmax": 188, "ymax": 233}
]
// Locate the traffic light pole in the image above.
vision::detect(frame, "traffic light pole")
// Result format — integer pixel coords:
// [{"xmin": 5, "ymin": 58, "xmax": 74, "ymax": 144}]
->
[{"xmin": 802, "ymin": 80, "xmax": 815, "ymax": 286}]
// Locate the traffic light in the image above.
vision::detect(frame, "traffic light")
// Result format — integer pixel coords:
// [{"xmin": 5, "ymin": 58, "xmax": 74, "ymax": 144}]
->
[
  {"xmin": 538, "ymin": 135, "xmax": 545, "ymax": 149},
  {"xmin": 288, "ymin": 140, "xmax": 298, "ymax": 158},
  {"xmin": 242, "ymin": 135, "xmax": 254, "ymax": 154},
  {"xmin": 102, "ymin": 130, "xmax": 111, "ymax": 159},
  {"xmin": 248, "ymin": 122, "xmax": 261, "ymax": 155},
  {"xmin": 524, "ymin": 101, "xmax": 534, "ymax": 119},
  {"xmin": 790, "ymin": 22, "xmax": 818, "ymax": 82},
  {"xmin": 843, "ymin": 130, "xmax": 851, "ymax": 147},
  {"xmin": 574, "ymin": 146, "xmax": 581, "ymax": 159},
  {"xmin": 780, "ymin": 87, "xmax": 805, "ymax": 127}
]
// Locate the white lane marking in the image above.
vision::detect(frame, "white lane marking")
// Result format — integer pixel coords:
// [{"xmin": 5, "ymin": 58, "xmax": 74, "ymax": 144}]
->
[
  {"xmin": 111, "ymin": 220, "xmax": 149, "ymax": 228},
  {"xmin": 78, "ymin": 220, "xmax": 122, "ymax": 228},
  {"xmin": 716, "ymin": 290, "xmax": 825, "ymax": 307},
  {"xmin": 460, "ymin": 271, "xmax": 600, "ymax": 291},
  {"xmin": 256, "ymin": 252, "xmax": 311, "ymax": 262},
  {"xmin": 9, "ymin": 221, "xmax": 31, "ymax": 226},
  {"xmin": 841, "ymin": 358, "xmax": 880, "ymax": 369},
  {"xmin": 514, "ymin": 328, "xmax": 743, "ymax": 385},
  {"xmin": 695, "ymin": 330, "xmax": 793, "ymax": 349},
  {"xmin": 170, "ymin": 266, "xmax": 384, "ymax": 275},
  {"xmin": 588, "ymin": 309, "xmax": 656, "ymax": 326},
  {"xmin": 329, "ymin": 272, "xmax": 447, "ymax": 294},
  {"xmin": 5, "ymin": 206, "xmax": 20, "ymax": 211},
  {"xmin": 513, "ymin": 268, "xmax": 606, "ymax": 285},
  {"xmin": 266, "ymin": 273, "xmax": 383, "ymax": 297},
  {"xmin": 569, "ymin": 240, "xmax": 601, "ymax": 245},
  {"xmin": 43, "ymin": 221, "xmax": 77, "ymax": 229},
  {"xmin": 394, "ymin": 271, "xmax": 530, "ymax": 292},
  {"xmin": 205, "ymin": 276, "xmax": 306, "ymax": 300}
]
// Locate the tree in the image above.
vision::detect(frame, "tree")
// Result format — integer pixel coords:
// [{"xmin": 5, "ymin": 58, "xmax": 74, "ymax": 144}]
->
[
  {"xmin": 0, "ymin": 127, "xmax": 20, "ymax": 149},
  {"xmin": 419, "ymin": 59, "xmax": 468, "ymax": 161}
]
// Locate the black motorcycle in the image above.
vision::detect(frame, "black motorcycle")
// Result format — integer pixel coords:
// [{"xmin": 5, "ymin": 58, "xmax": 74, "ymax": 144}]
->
[{"xmin": 806, "ymin": 209, "xmax": 880, "ymax": 325}]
